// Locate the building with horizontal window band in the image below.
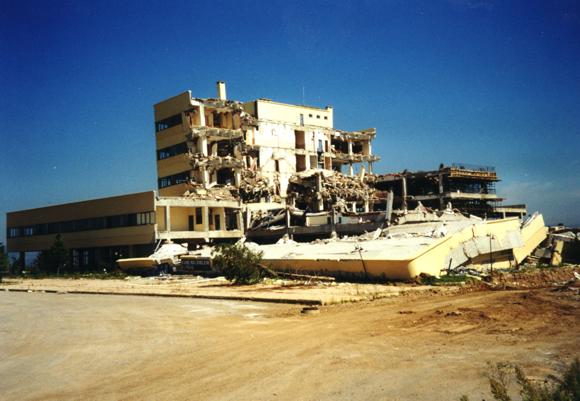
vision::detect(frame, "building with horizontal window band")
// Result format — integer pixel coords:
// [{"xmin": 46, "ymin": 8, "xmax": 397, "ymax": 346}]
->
[
  {"xmin": 7, "ymin": 191, "xmax": 243, "ymax": 271},
  {"xmin": 7, "ymin": 81, "xmax": 522, "ymax": 271}
]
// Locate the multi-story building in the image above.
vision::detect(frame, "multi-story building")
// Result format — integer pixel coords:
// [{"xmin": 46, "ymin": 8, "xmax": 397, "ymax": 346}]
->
[
  {"xmin": 154, "ymin": 81, "xmax": 378, "ymax": 199},
  {"xmin": 5, "ymin": 81, "xmax": 525, "ymax": 270},
  {"xmin": 6, "ymin": 82, "xmax": 379, "ymax": 269}
]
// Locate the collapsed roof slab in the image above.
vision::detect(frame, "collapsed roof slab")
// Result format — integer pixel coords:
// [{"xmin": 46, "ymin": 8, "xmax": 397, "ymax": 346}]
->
[{"xmin": 253, "ymin": 214, "xmax": 547, "ymax": 280}]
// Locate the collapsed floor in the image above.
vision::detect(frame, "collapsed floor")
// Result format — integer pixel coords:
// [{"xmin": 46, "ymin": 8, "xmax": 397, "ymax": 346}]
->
[{"xmin": 240, "ymin": 210, "xmax": 547, "ymax": 280}]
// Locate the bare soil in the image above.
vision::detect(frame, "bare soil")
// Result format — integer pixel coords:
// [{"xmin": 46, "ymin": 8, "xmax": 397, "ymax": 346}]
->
[
  {"xmin": 0, "ymin": 278, "xmax": 578, "ymax": 401},
  {"xmin": 0, "ymin": 276, "xmax": 442, "ymax": 304}
]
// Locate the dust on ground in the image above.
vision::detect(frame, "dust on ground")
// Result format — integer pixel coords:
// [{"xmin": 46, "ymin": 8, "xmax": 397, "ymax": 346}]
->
[{"xmin": 0, "ymin": 267, "xmax": 578, "ymax": 401}]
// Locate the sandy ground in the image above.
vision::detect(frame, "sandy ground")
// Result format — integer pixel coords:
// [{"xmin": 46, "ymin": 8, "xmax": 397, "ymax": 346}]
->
[
  {"xmin": 1, "ymin": 285, "xmax": 578, "ymax": 401},
  {"xmin": 0, "ymin": 276, "xmax": 441, "ymax": 304}
]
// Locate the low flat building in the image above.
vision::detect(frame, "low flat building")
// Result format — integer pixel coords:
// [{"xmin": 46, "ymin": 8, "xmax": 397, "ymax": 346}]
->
[{"xmin": 6, "ymin": 191, "xmax": 243, "ymax": 270}]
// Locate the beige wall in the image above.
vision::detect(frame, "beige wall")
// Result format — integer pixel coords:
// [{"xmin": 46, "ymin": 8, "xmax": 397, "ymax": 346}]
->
[
  {"xmin": 7, "ymin": 192, "xmax": 156, "ymax": 252},
  {"xmin": 254, "ymin": 100, "xmax": 333, "ymax": 128}
]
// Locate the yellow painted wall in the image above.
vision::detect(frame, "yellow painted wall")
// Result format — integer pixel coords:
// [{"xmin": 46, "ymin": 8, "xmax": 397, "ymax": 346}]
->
[
  {"xmin": 8, "ymin": 226, "xmax": 156, "ymax": 252},
  {"xmin": 156, "ymin": 206, "xmax": 166, "ymax": 231},
  {"xmin": 170, "ymin": 207, "xmax": 191, "ymax": 231},
  {"xmin": 7, "ymin": 191, "xmax": 156, "ymax": 252},
  {"xmin": 8, "ymin": 191, "xmax": 155, "ymax": 226},
  {"xmin": 155, "ymin": 125, "xmax": 188, "ymax": 150},
  {"xmin": 158, "ymin": 183, "xmax": 189, "ymax": 197},
  {"xmin": 154, "ymin": 91, "xmax": 192, "ymax": 121},
  {"xmin": 157, "ymin": 155, "xmax": 191, "ymax": 178}
]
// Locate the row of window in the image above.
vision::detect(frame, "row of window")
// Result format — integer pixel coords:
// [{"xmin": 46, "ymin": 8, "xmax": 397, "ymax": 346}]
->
[
  {"xmin": 158, "ymin": 171, "xmax": 190, "ymax": 188},
  {"xmin": 308, "ymin": 113, "xmax": 328, "ymax": 120},
  {"xmin": 7, "ymin": 212, "xmax": 155, "ymax": 238},
  {"xmin": 155, "ymin": 113, "xmax": 182, "ymax": 132},
  {"xmin": 157, "ymin": 142, "xmax": 188, "ymax": 160}
]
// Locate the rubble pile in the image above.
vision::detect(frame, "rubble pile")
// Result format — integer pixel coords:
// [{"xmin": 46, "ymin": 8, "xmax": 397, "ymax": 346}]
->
[
  {"xmin": 182, "ymin": 184, "xmax": 237, "ymax": 201},
  {"xmin": 237, "ymin": 170, "xmax": 275, "ymax": 203},
  {"xmin": 287, "ymin": 170, "xmax": 375, "ymax": 210}
]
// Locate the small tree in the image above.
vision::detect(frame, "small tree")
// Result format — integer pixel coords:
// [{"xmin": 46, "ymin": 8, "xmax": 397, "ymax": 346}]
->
[
  {"xmin": 36, "ymin": 234, "xmax": 69, "ymax": 275},
  {"xmin": 0, "ymin": 242, "xmax": 9, "ymax": 281},
  {"xmin": 212, "ymin": 243, "xmax": 265, "ymax": 285}
]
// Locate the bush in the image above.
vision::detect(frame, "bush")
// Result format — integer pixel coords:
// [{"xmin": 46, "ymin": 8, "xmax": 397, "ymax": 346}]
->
[
  {"xmin": 461, "ymin": 358, "xmax": 580, "ymax": 401},
  {"xmin": 212, "ymin": 243, "xmax": 265, "ymax": 285}
]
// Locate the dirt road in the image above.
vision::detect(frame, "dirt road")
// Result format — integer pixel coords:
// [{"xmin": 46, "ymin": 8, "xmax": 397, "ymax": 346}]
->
[{"xmin": 1, "ymin": 287, "xmax": 578, "ymax": 401}]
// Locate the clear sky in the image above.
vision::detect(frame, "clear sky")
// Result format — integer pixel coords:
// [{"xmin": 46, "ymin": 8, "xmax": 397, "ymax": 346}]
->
[{"xmin": 1, "ymin": 0, "xmax": 580, "ymax": 245}]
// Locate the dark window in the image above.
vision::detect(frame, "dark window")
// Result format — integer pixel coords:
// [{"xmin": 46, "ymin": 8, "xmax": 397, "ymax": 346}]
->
[
  {"xmin": 155, "ymin": 113, "xmax": 182, "ymax": 132},
  {"xmin": 158, "ymin": 171, "xmax": 190, "ymax": 188},
  {"xmin": 324, "ymin": 116, "xmax": 328, "ymax": 120},
  {"xmin": 309, "ymin": 114, "xmax": 313, "ymax": 118},
  {"xmin": 214, "ymin": 215, "xmax": 221, "ymax": 230},
  {"xmin": 212, "ymin": 112, "xmax": 222, "ymax": 127},
  {"xmin": 195, "ymin": 208, "xmax": 202, "ymax": 225},
  {"xmin": 316, "ymin": 115, "xmax": 320, "ymax": 119},
  {"xmin": 188, "ymin": 215, "xmax": 194, "ymax": 231},
  {"xmin": 157, "ymin": 142, "xmax": 188, "ymax": 160}
]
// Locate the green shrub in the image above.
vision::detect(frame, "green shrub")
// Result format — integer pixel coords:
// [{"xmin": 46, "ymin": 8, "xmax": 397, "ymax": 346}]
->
[{"xmin": 212, "ymin": 243, "xmax": 265, "ymax": 285}]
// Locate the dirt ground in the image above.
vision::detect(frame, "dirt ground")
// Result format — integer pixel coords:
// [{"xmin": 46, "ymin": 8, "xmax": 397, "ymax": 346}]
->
[
  {"xmin": 0, "ymin": 275, "xmax": 442, "ymax": 304},
  {"xmin": 1, "ymin": 280, "xmax": 578, "ymax": 401}
]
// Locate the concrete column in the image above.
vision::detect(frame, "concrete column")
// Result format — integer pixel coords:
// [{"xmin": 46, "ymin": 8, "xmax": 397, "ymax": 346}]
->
[
  {"xmin": 348, "ymin": 141, "xmax": 353, "ymax": 156},
  {"xmin": 438, "ymin": 173, "xmax": 444, "ymax": 210},
  {"xmin": 305, "ymin": 154, "xmax": 311, "ymax": 170},
  {"xmin": 164, "ymin": 206, "xmax": 171, "ymax": 232},
  {"xmin": 245, "ymin": 208, "xmax": 251, "ymax": 229},
  {"xmin": 237, "ymin": 210, "xmax": 244, "ymax": 231},
  {"xmin": 198, "ymin": 136, "xmax": 208, "ymax": 157},
  {"xmin": 234, "ymin": 170, "xmax": 241, "ymax": 187},
  {"xmin": 402, "ymin": 177, "xmax": 408, "ymax": 212},
  {"xmin": 368, "ymin": 162, "xmax": 373, "ymax": 174},
  {"xmin": 211, "ymin": 143, "xmax": 217, "ymax": 157},
  {"xmin": 285, "ymin": 208, "xmax": 291, "ymax": 228},
  {"xmin": 317, "ymin": 196, "xmax": 324, "ymax": 212},
  {"xmin": 202, "ymin": 206, "xmax": 209, "ymax": 233},
  {"xmin": 386, "ymin": 190, "xmax": 394, "ymax": 226},
  {"xmin": 351, "ymin": 202, "xmax": 357, "ymax": 213},
  {"xmin": 199, "ymin": 105, "xmax": 206, "ymax": 126},
  {"xmin": 364, "ymin": 199, "xmax": 370, "ymax": 213},
  {"xmin": 349, "ymin": 163, "xmax": 354, "ymax": 176},
  {"xmin": 221, "ymin": 209, "xmax": 226, "ymax": 231}
]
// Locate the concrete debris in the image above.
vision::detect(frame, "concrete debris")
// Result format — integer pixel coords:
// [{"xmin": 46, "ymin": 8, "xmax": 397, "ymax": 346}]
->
[
  {"xmin": 238, "ymin": 170, "xmax": 277, "ymax": 203},
  {"xmin": 288, "ymin": 170, "xmax": 374, "ymax": 212}
]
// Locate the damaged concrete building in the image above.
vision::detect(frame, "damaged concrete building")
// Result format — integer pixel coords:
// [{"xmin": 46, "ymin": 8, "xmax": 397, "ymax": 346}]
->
[{"xmin": 6, "ymin": 81, "xmax": 545, "ymax": 277}]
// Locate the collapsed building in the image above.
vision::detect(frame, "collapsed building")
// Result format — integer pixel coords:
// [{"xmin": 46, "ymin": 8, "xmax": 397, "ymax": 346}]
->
[{"xmin": 6, "ymin": 82, "xmax": 547, "ymax": 278}]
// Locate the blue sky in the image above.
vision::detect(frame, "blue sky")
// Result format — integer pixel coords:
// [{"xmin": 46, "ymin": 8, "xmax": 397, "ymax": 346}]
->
[{"xmin": 1, "ymin": 0, "xmax": 580, "ymax": 246}]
